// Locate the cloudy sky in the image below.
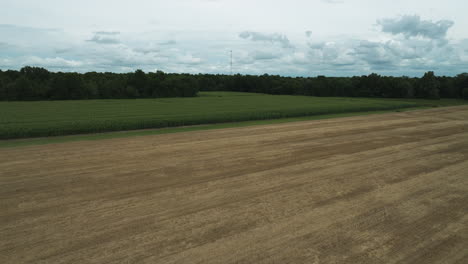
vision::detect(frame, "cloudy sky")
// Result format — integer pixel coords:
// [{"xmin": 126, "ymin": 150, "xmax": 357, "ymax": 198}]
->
[{"xmin": 1, "ymin": 0, "xmax": 467, "ymax": 76}]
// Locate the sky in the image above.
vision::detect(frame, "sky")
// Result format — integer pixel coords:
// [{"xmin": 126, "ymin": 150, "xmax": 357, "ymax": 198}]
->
[{"xmin": 0, "ymin": 0, "xmax": 467, "ymax": 76}]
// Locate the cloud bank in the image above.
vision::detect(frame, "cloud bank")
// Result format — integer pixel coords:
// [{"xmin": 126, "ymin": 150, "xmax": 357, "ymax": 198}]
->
[
  {"xmin": 87, "ymin": 31, "xmax": 121, "ymax": 44},
  {"xmin": 0, "ymin": 14, "xmax": 467, "ymax": 77},
  {"xmin": 377, "ymin": 15, "xmax": 454, "ymax": 40},
  {"xmin": 239, "ymin": 31, "xmax": 293, "ymax": 48}
]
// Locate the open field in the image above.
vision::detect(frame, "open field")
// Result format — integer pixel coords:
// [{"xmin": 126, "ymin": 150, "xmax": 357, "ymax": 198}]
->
[
  {"xmin": 1, "ymin": 106, "xmax": 468, "ymax": 263},
  {"xmin": 1, "ymin": 91, "xmax": 466, "ymax": 139}
]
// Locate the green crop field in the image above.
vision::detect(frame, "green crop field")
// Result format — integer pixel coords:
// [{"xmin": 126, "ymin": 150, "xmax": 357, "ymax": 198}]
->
[{"xmin": 0, "ymin": 91, "xmax": 466, "ymax": 140}]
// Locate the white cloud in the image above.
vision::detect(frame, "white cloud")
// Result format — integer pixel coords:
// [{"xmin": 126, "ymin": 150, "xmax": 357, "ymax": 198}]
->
[
  {"xmin": 250, "ymin": 51, "xmax": 281, "ymax": 60},
  {"xmin": 177, "ymin": 54, "xmax": 203, "ymax": 65},
  {"xmin": 0, "ymin": 56, "xmax": 85, "ymax": 70},
  {"xmin": 321, "ymin": 0, "xmax": 344, "ymax": 3},
  {"xmin": 239, "ymin": 31, "xmax": 293, "ymax": 48},
  {"xmin": 87, "ymin": 31, "xmax": 121, "ymax": 44},
  {"xmin": 0, "ymin": 1, "xmax": 467, "ymax": 77},
  {"xmin": 377, "ymin": 15, "xmax": 454, "ymax": 40}
]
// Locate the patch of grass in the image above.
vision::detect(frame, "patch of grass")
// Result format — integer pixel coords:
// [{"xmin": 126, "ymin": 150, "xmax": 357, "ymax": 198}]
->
[{"xmin": 0, "ymin": 91, "xmax": 466, "ymax": 140}]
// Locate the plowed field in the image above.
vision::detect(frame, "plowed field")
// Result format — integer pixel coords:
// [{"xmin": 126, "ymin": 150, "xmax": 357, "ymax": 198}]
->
[{"xmin": 1, "ymin": 106, "xmax": 467, "ymax": 263}]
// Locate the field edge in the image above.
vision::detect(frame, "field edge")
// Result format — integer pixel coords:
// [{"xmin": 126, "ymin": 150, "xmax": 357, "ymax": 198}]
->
[{"xmin": 0, "ymin": 107, "xmax": 431, "ymax": 149}]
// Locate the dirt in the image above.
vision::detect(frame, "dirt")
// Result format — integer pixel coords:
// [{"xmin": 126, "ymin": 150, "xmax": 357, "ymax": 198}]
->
[{"xmin": 1, "ymin": 106, "xmax": 467, "ymax": 264}]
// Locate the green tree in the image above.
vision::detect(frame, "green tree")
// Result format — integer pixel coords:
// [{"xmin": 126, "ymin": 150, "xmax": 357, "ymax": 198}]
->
[
  {"xmin": 455, "ymin": 73, "xmax": 468, "ymax": 98},
  {"xmin": 128, "ymin": 70, "xmax": 147, "ymax": 97},
  {"xmin": 13, "ymin": 77, "xmax": 35, "ymax": 100},
  {"xmin": 20, "ymin": 66, "xmax": 50, "ymax": 82},
  {"xmin": 418, "ymin": 71, "xmax": 440, "ymax": 99},
  {"xmin": 462, "ymin": 88, "xmax": 468, "ymax": 100},
  {"xmin": 0, "ymin": 76, "xmax": 6, "ymax": 100},
  {"xmin": 49, "ymin": 73, "xmax": 85, "ymax": 100}
]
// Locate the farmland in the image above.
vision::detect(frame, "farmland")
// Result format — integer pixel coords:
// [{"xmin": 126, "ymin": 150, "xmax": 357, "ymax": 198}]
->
[
  {"xmin": 1, "ymin": 106, "xmax": 468, "ymax": 263},
  {"xmin": 1, "ymin": 91, "xmax": 467, "ymax": 140}
]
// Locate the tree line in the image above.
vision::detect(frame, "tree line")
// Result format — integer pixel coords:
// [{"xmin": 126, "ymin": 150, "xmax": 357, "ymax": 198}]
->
[
  {"xmin": 1, "ymin": 66, "xmax": 467, "ymax": 101},
  {"xmin": 0, "ymin": 67, "xmax": 199, "ymax": 100},
  {"xmin": 198, "ymin": 72, "xmax": 468, "ymax": 100}
]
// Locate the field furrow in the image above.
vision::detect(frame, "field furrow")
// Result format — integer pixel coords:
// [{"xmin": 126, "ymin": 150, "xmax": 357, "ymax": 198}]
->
[{"xmin": 1, "ymin": 106, "xmax": 468, "ymax": 263}]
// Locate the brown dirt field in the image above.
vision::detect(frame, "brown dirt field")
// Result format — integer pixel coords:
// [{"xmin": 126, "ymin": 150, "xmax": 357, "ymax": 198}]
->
[{"xmin": 1, "ymin": 106, "xmax": 468, "ymax": 264}]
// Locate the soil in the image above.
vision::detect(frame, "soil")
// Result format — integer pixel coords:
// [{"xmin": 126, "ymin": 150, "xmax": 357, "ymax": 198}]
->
[{"xmin": 1, "ymin": 106, "xmax": 467, "ymax": 263}]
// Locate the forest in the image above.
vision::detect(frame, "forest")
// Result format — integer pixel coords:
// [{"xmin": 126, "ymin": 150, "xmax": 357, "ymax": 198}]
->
[{"xmin": 0, "ymin": 66, "xmax": 467, "ymax": 101}]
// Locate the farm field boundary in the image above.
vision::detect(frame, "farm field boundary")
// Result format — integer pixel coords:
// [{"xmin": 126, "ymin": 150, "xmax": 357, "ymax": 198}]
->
[{"xmin": 1, "ymin": 91, "xmax": 466, "ymax": 144}]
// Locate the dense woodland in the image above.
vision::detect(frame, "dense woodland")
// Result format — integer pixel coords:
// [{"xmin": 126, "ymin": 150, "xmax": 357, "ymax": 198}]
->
[{"xmin": 1, "ymin": 66, "xmax": 467, "ymax": 101}]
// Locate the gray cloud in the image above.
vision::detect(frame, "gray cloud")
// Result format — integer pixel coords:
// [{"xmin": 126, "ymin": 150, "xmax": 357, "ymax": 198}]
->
[
  {"xmin": 0, "ymin": 56, "xmax": 85, "ymax": 70},
  {"xmin": 377, "ymin": 15, "xmax": 454, "ymax": 40},
  {"xmin": 251, "ymin": 51, "xmax": 280, "ymax": 60},
  {"xmin": 87, "ymin": 31, "xmax": 121, "ymax": 44},
  {"xmin": 133, "ymin": 47, "xmax": 160, "ymax": 54},
  {"xmin": 239, "ymin": 31, "xmax": 293, "ymax": 48},
  {"xmin": 352, "ymin": 41, "xmax": 396, "ymax": 68},
  {"xmin": 309, "ymin": 42, "xmax": 326, "ymax": 49},
  {"xmin": 1, "ymin": 18, "xmax": 466, "ymax": 77},
  {"xmin": 0, "ymin": 24, "xmax": 62, "ymax": 48},
  {"xmin": 344, "ymin": 35, "xmax": 464, "ymax": 73},
  {"xmin": 305, "ymin": 31, "xmax": 312, "ymax": 38},
  {"xmin": 160, "ymin": 40, "xmax": 177, "ymax": 45},
  {"xmin": 176, "ymin": 54, "xmax": 202, "ymax": 65},
  {"xmin": 94, "ymin": 31, "xmax": 120, "ymax": 35},
  {"xmin": 0, "ymin": 24, "xmax": 59, "ymax": 34},
  {"xmin": 321, "ymin": 0, "xmax": 344, "ymax": 3},
  {"xmin": 54, "ymin": 48, "xmax": 73, "ymax": 54}
]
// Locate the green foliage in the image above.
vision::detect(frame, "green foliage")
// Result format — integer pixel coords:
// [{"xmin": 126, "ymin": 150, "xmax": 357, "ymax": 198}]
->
[
  {"xmin": 0, "ymin": 68, "xmax": 199, "ymax": 101},
  {"xmin": 1, "ymin": 92, "xmax": 466, "ymax": 140},
  {"xmin": 200, "ymin": 71, "xmax": 462, "ymax": 100},
  {"xmin": 418, "ymin": 71, "xmax": 440, "ymax": 99},
  {"xmin": 1, "ymin": 67, "xmax": 468, "ymax": 101},
  {"xmin": 462, "ymin": 88, "xmax": 468, "ymax": 100}
]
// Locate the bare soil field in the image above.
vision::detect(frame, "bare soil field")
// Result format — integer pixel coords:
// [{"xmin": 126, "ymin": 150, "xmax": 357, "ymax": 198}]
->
[{"xmin": 1, "ymin": 106, "xmax": 468, "ymax": 264}]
